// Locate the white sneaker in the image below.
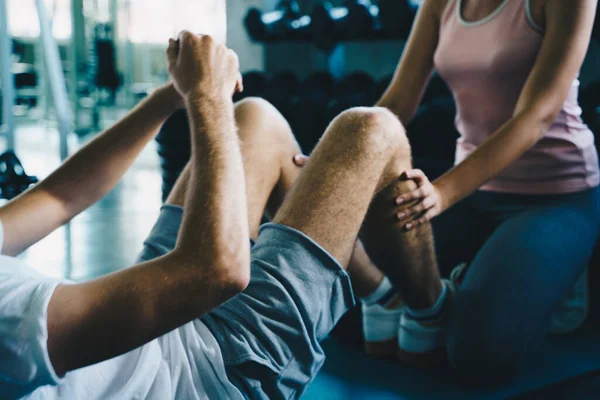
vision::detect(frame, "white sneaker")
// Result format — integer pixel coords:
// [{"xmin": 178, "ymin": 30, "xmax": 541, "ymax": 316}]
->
[
  {"xmin": 549, "ymin": 269, "xmax": 589, "ymax": 334},
  {"xmin": 396, "ymin": 264, "xmax": 465, "ymax": 367}
]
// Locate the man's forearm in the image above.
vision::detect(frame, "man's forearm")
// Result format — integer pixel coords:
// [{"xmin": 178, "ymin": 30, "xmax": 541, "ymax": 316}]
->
[
  {"xmin": 175, "ymin": 91, "xmax": 250, "ymax": 286},
  {"xmin": 0, "ymin": 85, "xmax": 179, "ymax": 256}
]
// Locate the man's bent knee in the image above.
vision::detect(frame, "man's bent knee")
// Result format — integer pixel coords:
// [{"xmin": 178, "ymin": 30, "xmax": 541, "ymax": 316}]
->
[
  {"xmin": 235, "ymin": 97, "xmax": 298, "ymax": 148},
  {"xmin": 235, "ymin": 96, "xmax": 276, "ymax": 118},
  {"xmin": 329, "ymin": 107, "xmax": 409, "ymax": 154}
]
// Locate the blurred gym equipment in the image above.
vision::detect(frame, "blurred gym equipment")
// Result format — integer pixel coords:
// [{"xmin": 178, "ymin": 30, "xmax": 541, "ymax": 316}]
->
[
  {"xmin": 310, "ymin": 0, "xmax": 380, "ymax": 50},
  {"xmin": 93, "ymin": 23, "xmax": 121, "ymax": 105},
  {"xmin": 0, "ymin": 150, "xmax": 38, "ymax": 200},
  {"xmin": 378, "ymin": 0, "xmax": 419, "ymax": 39},
  {"xmin": 245, "ymin": 0, "xmax": 311, "ymax": 42}
]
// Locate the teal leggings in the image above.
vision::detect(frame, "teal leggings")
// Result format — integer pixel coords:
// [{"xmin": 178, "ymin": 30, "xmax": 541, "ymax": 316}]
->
[{"xmin": 432, "ymin": 188, "xmax": 600, "ymax": 383}]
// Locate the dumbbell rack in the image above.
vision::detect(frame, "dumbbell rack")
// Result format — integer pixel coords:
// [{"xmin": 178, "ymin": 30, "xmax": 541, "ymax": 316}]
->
[{"xmin": 250, "ymin": 0, "xmax": 416, "ymax": 80}]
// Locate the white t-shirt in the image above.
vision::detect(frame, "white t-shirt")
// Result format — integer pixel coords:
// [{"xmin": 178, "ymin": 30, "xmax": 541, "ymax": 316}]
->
[{"xmin": 0, "ymin": 224, "xmax": 244, "ymax": 400}]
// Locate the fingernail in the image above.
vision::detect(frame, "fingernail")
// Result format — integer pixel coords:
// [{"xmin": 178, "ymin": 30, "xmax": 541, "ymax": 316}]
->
[
  {"xmin": 405, "ymin": 223, "xmax": 413, "ymax": 230},
  {"xmin": 397, "ymin": 212, "xmax": 406, "ymax": 219},
  {"xmin": 396, "ymin": 197, "xmax": 404, "ymax": 204}
]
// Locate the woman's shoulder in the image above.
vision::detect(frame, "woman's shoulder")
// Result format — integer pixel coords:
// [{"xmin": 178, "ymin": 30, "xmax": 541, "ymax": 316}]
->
[{"xmin": 422, "ymin": 0, "xmax": 453, "ymax": 21}]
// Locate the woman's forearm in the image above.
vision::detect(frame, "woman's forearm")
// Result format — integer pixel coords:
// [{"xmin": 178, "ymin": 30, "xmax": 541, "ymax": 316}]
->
[{"xmin": 434, "ymin": 112, "xmax": 548, "ymax": 209}]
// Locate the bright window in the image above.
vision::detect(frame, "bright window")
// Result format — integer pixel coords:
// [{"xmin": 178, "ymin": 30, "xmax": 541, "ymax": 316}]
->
[
  {"xmin": 118, "ymin": 0, "xmax": 226, "ymax": 44},
  {"xmin": 7, "ymin": 0, "xmax": 72, "ymax": 40},
  {"xmin": 7, "ymin": 0, "xmax": 226, "ymax": 44}
]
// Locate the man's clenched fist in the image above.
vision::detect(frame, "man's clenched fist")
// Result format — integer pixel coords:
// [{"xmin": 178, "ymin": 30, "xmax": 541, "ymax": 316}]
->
[{"xmin": 166, "ymin": 31, "xmax": 243, "ymax": 101}]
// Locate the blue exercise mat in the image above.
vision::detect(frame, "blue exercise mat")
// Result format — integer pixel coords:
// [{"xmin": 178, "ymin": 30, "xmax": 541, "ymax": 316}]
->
[{"xmin": 303, "ymin": 324, "xmax": 600, "ymax": 399}]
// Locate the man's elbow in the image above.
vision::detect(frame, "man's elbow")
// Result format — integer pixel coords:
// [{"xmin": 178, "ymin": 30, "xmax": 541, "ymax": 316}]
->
[
  {"xmin": 181, "ymin": 242, "xmax": 251, "ymax": 295},
  {"xmin": 215, "ymin": 248, "xmax": 251, "ymax": 295},
  {"xmin": 169, "ymin": 236, "xmax": 250, "ymax": 300}
]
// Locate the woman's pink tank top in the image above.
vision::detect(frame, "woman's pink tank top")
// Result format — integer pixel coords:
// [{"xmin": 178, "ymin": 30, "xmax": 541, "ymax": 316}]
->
[{"xmin": 434, "ymin": 0, "xmax": 599, "ymax": 194}]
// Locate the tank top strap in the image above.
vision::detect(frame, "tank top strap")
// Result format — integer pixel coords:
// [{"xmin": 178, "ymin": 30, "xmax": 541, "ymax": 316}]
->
[{"xmin": 441, "ymin": 0, "xmax": 532, "ymax": 30}]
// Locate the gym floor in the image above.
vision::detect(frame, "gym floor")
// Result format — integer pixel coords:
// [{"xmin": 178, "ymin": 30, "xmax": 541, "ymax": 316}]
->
[{"xmin": 8, "ymin": 119, "xmax": 600, "ymax": 399}]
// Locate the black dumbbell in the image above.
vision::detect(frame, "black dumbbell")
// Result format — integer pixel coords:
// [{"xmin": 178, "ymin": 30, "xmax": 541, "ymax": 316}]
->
[
  {"xmin": 245, "ymin": 0, "xmax": 311, "ymax": 42},
  {"xmin": 263, "ymin": 71, "xmax": 300, "ymax": 116},
  {"xmin": 579, "ymin": 81, "xmax": 600, "ymax": 126},
  {"xmin": 407, "ymin": 97, "xmax": 459, "ymax": 164},
  {"xmin": 12, "ymin": 39, "xmax": 25, "ymax": 61},
  {"xmin": 12, "ymin": 63, "xmax": 37, "ymax": 88},
  {"xmin": 379, "ymin": 0, "xmax": 419, "ymax": 39},
  {"xmin": 311, "ymin": 0, "xmax": 380, "ymax": 50},
  {"xmin": 0, "ymin": 151, "xmax": 38, "ymax": 200},
  {"xmin": 422, "ymin": 74, "xmax": 452, "ymax": 105}
]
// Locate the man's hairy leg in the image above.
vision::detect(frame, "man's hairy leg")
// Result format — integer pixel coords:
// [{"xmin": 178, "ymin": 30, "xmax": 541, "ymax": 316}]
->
[
  {"xmin": 362, "ymin": 179, "xmax": 441, "ymax": 310},
  {"xmin": 271, "ymin": 104, "xmax": 440, "ymax": 305},
  {"xmin": 270, "ymin": 106, "xmax": 441, "ymax": 363},
  {"xmin": 272, "ymin": 107, "xmax": 413, "ymax": 268},
  {"xmin": 168, "ymin": 97, "xmax": 300, "ymax": 239}
]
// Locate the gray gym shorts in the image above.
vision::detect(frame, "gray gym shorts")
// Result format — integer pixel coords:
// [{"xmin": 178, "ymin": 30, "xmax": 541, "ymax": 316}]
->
[{"xmin": 136, "ymin": 205, "xmax": 356, "ymax": 400}]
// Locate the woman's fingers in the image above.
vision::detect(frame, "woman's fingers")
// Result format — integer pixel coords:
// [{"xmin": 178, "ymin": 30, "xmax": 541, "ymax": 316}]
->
[{"xmin": 396, "ymin": 183, "xmax": 433, "ymax": 204}]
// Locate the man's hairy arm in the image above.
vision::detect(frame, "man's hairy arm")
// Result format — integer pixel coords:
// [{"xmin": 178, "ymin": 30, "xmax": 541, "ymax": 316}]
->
[{"xmin": 46, "ymin": 33, "xmax": 250, "ymax": 376}]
